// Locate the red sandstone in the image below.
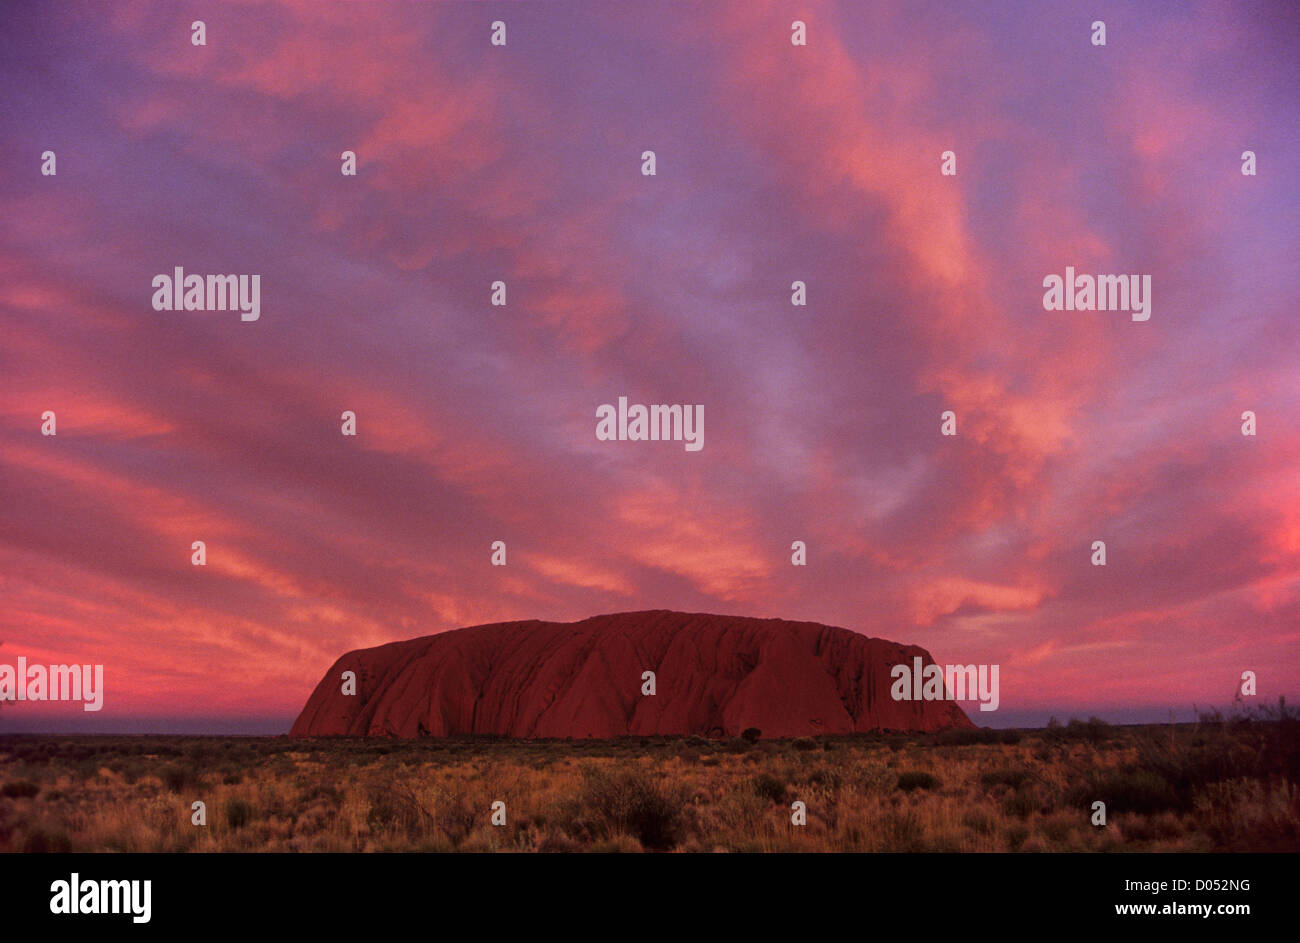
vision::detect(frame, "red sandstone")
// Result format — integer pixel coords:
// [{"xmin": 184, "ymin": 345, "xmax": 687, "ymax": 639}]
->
[{"xmin": 290, "ymin": 610, "xmax": 975, "ymax": 738}]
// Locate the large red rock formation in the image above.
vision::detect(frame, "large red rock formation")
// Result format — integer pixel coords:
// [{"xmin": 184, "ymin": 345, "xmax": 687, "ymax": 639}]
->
[{"xmin": 290, "ymin": 610, "xmax": 975, "ymax": 738}]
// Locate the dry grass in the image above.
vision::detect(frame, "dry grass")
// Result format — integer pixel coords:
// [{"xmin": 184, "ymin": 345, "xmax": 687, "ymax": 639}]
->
[{"xmin": 1, "ymin": 714, "xmax": 1296, "ymax": 853}]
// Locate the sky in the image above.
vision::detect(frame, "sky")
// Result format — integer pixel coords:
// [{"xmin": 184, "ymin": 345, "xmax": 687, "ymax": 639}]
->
[{"xmin": 1, "ymin": 0, "xmax": 1297, "ymax": 733}]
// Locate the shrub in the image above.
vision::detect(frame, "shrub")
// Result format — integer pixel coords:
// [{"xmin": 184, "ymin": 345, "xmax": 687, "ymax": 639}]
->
[
  {"xmin": 792, "ymin": 737, "xmax": 818, "ymax": 752},
  {"xmin": 436, "ymin": 798, "xmax": 477, "ymax": 846},
  {"xmin": 878, "ymin": 809, "xmax": 925, "ymax": 852},
  {"xmin": 896, "ymin": 771, "xmax": 941, "ymax": 792},
  {"xmin": 1003, "ymin": 791, "xmax": 1037, "ymax": 819},
  {"xmin": 748, "ymin": 772, "xmax": 788, "ymax": 803},
  {"xmin": 1068, "ymin": 769, "xmax": 1182, "ymax": 815},
  {"xmin": 1043, "ymin": 716, "xmax": 1113, "ymax": 744},
  {"xmin": 855, "ymin": 763, "xmax": 897, "ymax": 793},
  {"xmin": 366, "ymin": 783, "xmax": 434, "ymax": 841},
  {"xmin": 160, "ymin": 764, "xmax": 193, "ymax": 792},
  {"xmin": 935, "ymin": 727, "xmax": 1019, "ymax": 746},
  {"xmin": 1006, "ymin": 824, "xmax": 1030, "ymax": 850},
  {"xmin": 805, "ymin": 766, "xmax": 842, "ymax": 789},
  {"xmin": 963, "ymin": 809, "xmax": 996, "ymax": 835},
  {"xmin": 1, "ymin": 780, "xmax": 40, "ymax": 799},
  {"xmin": 1119, "ymin": 720, "xmax": 1295, "ymax": 811},
  {"xmin": 579, "ymin": 767, "xmax": 683, "ymax": 851},
  {"xmin": 21, "ymin": 828, "xmax": 71, "ymax": 853},
  {"xmin": 741, "ymin": 727, "xmax": 762, "ymax": 743},
  {"xmin": 981, "ymin": 767, "xmax": 1032, "ymax": 790},
  {"xmin": 225, "ymin": 798, "xmax": 255, "ymax": 830}
]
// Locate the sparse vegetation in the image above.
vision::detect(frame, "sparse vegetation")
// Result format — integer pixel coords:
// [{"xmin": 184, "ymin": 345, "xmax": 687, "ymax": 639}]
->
[{"xmin": 0, "ymin": 708, "xmax": 1295, "ymax": 852}]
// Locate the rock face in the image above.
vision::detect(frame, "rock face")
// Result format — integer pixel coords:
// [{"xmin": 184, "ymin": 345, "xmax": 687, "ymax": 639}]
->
[{"xmin": 290, "ymin": 610, "xmax": 975, "ymax": 738}]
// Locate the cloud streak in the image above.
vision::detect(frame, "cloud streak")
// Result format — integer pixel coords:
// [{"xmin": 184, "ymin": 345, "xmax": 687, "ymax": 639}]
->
[{"xmin": 0, "ymin": 0, "xmax": 1296, "ymax": 730}]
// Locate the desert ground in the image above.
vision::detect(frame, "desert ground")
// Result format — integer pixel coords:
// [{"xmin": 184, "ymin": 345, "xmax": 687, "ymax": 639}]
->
[{"xmin": 2, "ymin": 708, "xmax": 1296, "ymax": 853}]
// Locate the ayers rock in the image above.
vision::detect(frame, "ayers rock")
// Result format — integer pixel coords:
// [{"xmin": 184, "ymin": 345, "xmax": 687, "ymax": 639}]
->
[{"xmin": 291, "ymin": 610, "xmax": 975, "ymax": 738}]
